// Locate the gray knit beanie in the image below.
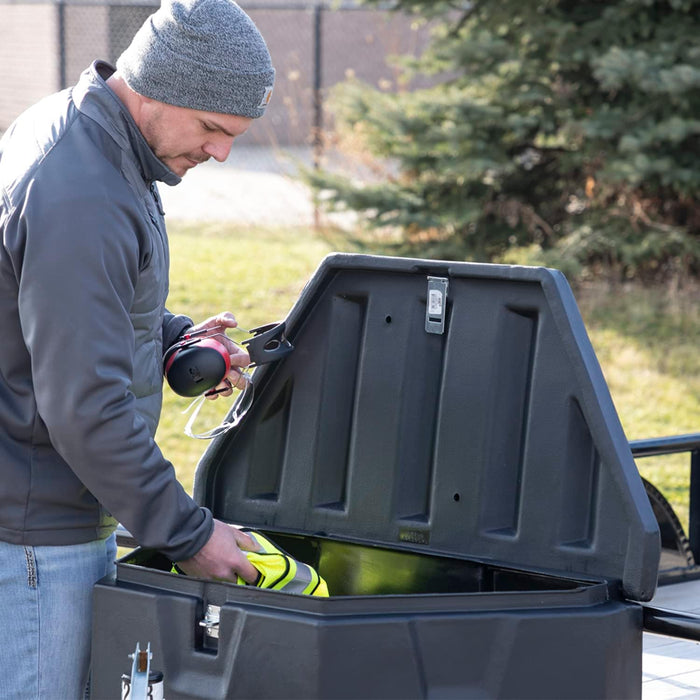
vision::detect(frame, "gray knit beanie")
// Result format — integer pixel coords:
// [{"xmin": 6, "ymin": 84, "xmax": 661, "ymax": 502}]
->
[{"xmin": 116, "ymin": 0, "xmax": 275, "ymax": 118}]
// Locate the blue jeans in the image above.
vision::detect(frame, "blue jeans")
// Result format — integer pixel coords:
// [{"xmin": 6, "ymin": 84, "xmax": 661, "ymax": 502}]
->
[{"xmin": 0, "ymin": 535, "xmax": 117, "ymax": 699}]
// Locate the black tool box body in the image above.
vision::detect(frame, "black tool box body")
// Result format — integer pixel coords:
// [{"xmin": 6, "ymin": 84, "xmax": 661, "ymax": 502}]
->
[{"xmin": 91, "ymin": 254, "xmax": 663, "ymax": 699}]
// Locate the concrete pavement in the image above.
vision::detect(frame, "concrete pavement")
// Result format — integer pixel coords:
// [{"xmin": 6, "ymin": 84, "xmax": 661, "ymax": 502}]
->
[{"xmin": 158, "ymin": 145, "xmax": 318, "ymax": 226}]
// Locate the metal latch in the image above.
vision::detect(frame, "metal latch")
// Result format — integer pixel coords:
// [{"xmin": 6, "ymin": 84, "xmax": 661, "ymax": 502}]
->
[
  {"xmin": 425, "ymin": 277, "xmax": 449, "ymax": 334},
  {"xmin": 199, "ymin": 604, "xmax": 221, "ymax": 639}
]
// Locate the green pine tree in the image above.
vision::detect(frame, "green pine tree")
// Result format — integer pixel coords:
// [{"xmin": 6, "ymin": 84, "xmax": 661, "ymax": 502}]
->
[{"xmin": 308, "ymin": 0, "xmax": 700, "ymax": 281}]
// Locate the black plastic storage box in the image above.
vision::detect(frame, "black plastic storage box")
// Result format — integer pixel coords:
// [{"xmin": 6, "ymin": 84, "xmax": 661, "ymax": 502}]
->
[{"xmin": 91, "ymin": 254, "xmax": 662, "ymax": 699}]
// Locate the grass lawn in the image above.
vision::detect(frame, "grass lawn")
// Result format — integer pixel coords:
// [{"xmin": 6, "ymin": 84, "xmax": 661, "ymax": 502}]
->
[
  {"xmin": 577, "ymin": 281, "xmax": 700, "ymax": 527},
  {"xmin": 159, "ymin": 221, "xmax": 700, "ymax": 531},
  {"xmin": 157, "ymin": 222, "xmax": 332, "ymax": 492}
]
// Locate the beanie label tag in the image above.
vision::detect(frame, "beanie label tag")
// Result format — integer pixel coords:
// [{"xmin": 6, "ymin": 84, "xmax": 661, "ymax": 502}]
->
[{"xmin": 259, "ymin": 86, "xmax": 274, "ymax": 109}]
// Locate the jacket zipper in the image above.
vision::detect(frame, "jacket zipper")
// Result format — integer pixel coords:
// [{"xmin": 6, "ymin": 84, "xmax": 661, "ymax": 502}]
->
[{"xmin": 149, "ymin": 181, "xmax": 165, "ymax": 217}]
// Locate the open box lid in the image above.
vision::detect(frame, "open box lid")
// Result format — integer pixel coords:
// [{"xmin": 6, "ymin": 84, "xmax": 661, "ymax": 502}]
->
[{"xmin": 193, "ymin": 254, "xmax": 660, "ymax": 602}]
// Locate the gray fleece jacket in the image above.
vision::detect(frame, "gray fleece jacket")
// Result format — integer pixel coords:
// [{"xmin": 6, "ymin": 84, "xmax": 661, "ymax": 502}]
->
[{"xmin": 0, "ymin": 61, "xmax": 213, "ymax": 561}]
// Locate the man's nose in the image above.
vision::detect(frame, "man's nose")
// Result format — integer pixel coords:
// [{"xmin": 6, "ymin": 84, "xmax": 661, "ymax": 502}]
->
[{"xmin": 203, "ymin": 136, "xmax": 235, "ymax": 163}]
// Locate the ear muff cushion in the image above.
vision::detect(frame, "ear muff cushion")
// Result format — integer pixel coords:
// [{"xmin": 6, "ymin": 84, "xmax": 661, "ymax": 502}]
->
[{"xmin": 165, "ymin": 338, "xmax": 231, "ymax": 397}]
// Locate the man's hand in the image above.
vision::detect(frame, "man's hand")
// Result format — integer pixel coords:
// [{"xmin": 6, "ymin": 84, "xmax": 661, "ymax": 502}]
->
[
  {"xmin": 175, "ymin": 519, "xmax": 259, "ymax": 583},
  {"xmin": 187, "ymin": 311, "xmax": 250, "ymax": 396}
]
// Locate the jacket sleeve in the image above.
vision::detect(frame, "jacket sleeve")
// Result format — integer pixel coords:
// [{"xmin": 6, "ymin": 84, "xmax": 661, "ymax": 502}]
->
[
  {"xmin": 163, "ymin": 310, "xmax": 192, "ymax": 350},
  {"xmin": 9, "ymin": 164, "xmax": 212, "ymax": 561}
]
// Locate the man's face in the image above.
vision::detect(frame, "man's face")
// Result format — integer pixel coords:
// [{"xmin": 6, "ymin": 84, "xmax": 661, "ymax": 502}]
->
[{"xmin": 137, "ymin": 100, "xmax": 253, "ymax": 177}]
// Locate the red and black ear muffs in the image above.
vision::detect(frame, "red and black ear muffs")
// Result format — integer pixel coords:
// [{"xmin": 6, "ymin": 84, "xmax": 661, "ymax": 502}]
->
[{"xmin": 163, "ymin": 336, "xmax": 231, "ymax": 398}]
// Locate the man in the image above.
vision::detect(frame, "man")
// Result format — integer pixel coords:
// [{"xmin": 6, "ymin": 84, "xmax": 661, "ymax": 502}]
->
[{"xmin": 0, "ymin": 0, "xmax": 274, "ymax": 695}]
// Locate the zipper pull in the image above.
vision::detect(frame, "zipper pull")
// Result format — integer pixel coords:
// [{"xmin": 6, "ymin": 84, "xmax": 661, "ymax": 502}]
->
[{"xmin": 150, "ymin": 182, "xmax": 165, "ymax": 216}]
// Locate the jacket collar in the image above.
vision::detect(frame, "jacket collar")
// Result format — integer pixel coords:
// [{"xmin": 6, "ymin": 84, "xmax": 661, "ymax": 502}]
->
[{"xmin": 72, "ymin": 61, "xmax": 181, "ymax": 187}]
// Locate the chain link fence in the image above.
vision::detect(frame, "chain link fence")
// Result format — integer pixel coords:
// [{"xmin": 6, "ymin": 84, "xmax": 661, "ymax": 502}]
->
[{"xmin": 0, "ymin": 0, "xmax": 432, "ymax": 148}]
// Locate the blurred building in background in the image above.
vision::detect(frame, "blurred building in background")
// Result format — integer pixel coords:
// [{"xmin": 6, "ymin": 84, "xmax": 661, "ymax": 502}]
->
[{"xmin": 0, "ymin": 0, "xmax": 432, "ymax": 147}]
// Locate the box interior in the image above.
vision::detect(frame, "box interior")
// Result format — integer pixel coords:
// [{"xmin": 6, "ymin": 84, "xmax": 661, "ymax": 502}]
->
[{"xmin": 121, "ymin": 529, "xmax": 594, "ymax": 598}]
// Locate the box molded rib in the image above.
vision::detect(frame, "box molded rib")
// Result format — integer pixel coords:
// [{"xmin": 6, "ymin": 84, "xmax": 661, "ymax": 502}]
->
[{"xmin": 195, "ymin": 254, "xmax": 659, "ymax": 602}]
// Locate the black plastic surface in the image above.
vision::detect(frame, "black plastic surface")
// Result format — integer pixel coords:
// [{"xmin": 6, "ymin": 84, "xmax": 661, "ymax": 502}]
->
[
  {"xmin": 91, "ymin": 539, "xmax": 640, "ymax": 699},
  {"xmin": 194, "ymin": 254, "xmax": 660, "ymax": 602},
  {"xmin": 91, "ymin": 255, "xmax": 658, "ymax": 699}
]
